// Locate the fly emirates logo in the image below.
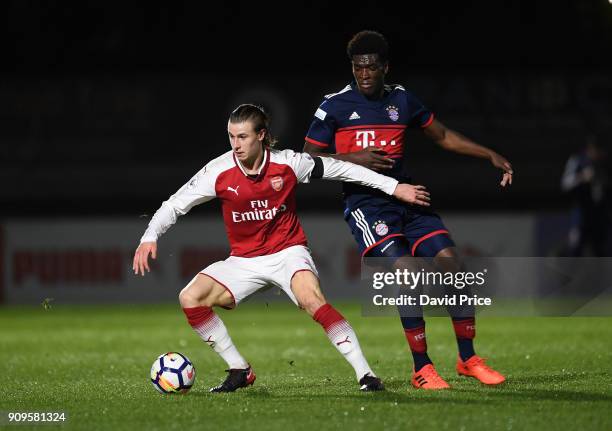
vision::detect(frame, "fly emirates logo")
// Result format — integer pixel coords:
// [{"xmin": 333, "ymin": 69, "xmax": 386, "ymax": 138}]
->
[{"xmin": 231, "ymin": 200, "xmax": 287, "ymax": 223}]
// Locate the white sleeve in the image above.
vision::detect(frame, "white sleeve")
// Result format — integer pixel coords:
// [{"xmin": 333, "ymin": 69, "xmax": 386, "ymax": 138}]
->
[
  {"xmin": 276, "ymin": 149, "xmax": 398, "ymax": 194},
  {"xmin": 140, "ymin": 164, "xmax": 217, "ymax": 243},
  {"xmin": 318, "ymin": 157, "xmax": 399, "ymax": 195},
  {"xmin": 283, "ymin": 150, "xmax": 317, "ymax": 183}
]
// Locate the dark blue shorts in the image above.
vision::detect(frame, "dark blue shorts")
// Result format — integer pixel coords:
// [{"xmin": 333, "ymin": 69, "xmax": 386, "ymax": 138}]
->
[{"xmin": 344, "ymin": 196, "xmax": 455, "ymax": 258}]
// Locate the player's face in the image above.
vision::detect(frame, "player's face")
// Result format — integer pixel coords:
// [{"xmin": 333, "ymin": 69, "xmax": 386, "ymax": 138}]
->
[
  {"xmin": 351, "ymin": 54, "xmax": 388, "ymax": 99},
  {"xmin": 227, "ymin": 121, "xmax": 265, "ymax": 162}
]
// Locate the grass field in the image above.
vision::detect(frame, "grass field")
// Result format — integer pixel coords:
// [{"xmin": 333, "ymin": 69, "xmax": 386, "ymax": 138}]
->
[{"xmin": 2, "ymin": 302, "xmax": 611, "ymax": 430}]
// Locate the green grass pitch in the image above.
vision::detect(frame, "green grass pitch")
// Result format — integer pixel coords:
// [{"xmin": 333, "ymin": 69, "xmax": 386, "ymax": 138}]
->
[{"xmin": 2, "ymin": 303, "xmax": 611, "ymax": 430}]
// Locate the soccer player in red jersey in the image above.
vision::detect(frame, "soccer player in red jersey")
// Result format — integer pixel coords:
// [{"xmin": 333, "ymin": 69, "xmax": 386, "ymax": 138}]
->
[
  {"xmin": 133, "ymin": 104, "xmax": 430, "ymax": 392},
  {"xmin": 304, "ymin": 31, "xmax": 510, "ymax": 389}
]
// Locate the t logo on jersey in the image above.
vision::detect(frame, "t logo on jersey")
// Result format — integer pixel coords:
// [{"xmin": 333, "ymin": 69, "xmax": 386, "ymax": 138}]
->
[
  {"xmin": 355, "ymin": 131, "xmax": 396, "ymax": 147},
  {"xmin": 335, "ymin": 125, "xmax": 406, "ymax": 156},
  {"xmin": 355, "ymin": 131, "xmax": 375, "ymax": 147}
]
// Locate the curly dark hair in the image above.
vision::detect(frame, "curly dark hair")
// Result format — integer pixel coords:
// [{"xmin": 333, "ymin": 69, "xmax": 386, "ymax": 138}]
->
[
  {"xmin": 229, "ymin": 104, "xmax": 278, "ymax": 147},
  {"xmin": 346, "ymin": 30, "xmax": 389, "ymax": 63}
]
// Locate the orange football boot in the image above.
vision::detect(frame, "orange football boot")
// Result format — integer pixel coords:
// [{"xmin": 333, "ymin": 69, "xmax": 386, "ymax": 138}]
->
[
  {"xmin": 456, "ymin": 355, "xmax": 505, "ymax": 385},
  {"xmin": 411, "ymin": 364, "xmax": 451, "ymax": 390}
]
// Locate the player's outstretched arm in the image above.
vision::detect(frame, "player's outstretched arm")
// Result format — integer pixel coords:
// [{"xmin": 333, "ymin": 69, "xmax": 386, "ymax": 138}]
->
[
  {"xmin": 303, "ymin": 142, "xmax": 394, "ymax": 171},
  {"xmin": 422, "ymin": 119, "xmax": 514, "ymax": 187},
  {"xmin": 133, "ymin": 162, "xmax": 217, "ymax": 276},
  {"xmin": 133, "ymin": 241, "xmax": 157, "ymax": 276},
  {"xmin": 301, "ymin": 152, "xmax": 430, "ymax": 207}
]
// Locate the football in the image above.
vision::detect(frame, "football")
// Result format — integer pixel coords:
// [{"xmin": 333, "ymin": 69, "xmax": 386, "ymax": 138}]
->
[{"xmin": 150, "ymin": 352, "xmax": 196, "ymax": 394}]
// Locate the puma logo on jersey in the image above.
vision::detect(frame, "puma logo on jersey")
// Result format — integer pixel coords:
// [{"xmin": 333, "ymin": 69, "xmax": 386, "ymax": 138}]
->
[
  {"xmin": 227, "ymin": 185, "xmax": 240, "ymax": 196},
  {"xmin": 349, "ymin": 111, "xmax": 361, "ymax": 120}
]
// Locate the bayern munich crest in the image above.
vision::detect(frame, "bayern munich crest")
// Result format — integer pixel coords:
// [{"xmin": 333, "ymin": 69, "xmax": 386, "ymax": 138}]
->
[
  {"xmin": 386, "ymin": 105, "xmax": 399, "ymax": 122},
  {"xmin": 270, "ymin": 176, "xmax": 284, "ymax": 191},
  {"xmin": 373, "ymin": 220, "xmax": 389, "ymax": 237}
]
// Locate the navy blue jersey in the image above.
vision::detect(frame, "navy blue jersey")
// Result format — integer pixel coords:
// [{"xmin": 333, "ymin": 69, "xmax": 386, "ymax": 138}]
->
[
  {"xmin": 305, "ymin": 82, "xmax": 434, "ymax": 201},
  {"xmin": 306, "ymin": 82, "xmax": 454, "ymax": 258}
]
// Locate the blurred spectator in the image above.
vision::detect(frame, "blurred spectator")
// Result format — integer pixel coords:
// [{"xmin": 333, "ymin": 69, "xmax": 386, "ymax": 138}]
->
[{"xmin": 561, "ymin": 136, "xmax": 609, "ymax": 256}]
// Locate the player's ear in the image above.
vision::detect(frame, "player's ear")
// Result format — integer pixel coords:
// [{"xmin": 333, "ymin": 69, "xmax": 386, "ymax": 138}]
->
[
  {"xmin": 257, "ymin": 128, "xmax": 266, "ymax": 143},
  {"xmin": 383, "ymin": 62, "xmax": 389, "ymax": 75}
]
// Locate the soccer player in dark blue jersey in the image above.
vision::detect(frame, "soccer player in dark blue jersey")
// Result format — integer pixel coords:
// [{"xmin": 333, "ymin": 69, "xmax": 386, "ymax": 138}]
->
[{"xmin": 303, "ymin": 30, "xmax": 512, "ymax": 389}]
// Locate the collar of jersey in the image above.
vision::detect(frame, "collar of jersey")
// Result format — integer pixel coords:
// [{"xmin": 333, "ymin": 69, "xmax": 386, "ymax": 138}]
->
[
  {"xmin": 232, "ymin": 147, "xmax": 269, "ymax": 182},
  {"xmin": 349, "ymin": 81, "xmax": 392, "ymax": 103}
]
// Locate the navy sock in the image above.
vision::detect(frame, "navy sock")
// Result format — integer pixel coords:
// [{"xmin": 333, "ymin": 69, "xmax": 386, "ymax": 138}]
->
[
  {"xmin": 456, "ymin": 338, "xmax": 475, "ymax": 362},
  {"xmin": 411, "ymin": 351, "xmax": 432, "ymax": 371},
  {"xmin": 451, "ymin": 317, "xmax": 476, "ymax": 361}
]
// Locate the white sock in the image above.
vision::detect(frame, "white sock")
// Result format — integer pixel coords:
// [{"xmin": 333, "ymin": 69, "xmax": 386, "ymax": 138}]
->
[
  {"xmin": 325, "ymin": 320, "xmax": 374, "ymax": 380},
  {"xmin": 313, "ymin": 304, "xmax": 374, "ymax": 381},
  {"xmin": 186, "ymin": 307, "xmax": 249, "ymax": 369}
]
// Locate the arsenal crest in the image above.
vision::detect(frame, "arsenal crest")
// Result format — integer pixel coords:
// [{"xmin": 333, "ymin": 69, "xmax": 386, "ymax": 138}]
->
[
  {"xmin": 270, "ymin": 176, "xmax": 284, "ymax": 191},
  {"xmin": 386, "ymin": 105, "xmax": 399, "ymax": 122}
]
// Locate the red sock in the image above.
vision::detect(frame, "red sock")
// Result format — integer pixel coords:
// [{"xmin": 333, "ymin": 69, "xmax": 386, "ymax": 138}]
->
[
  {"xmin": 452, "ymin": 317, "xmax": 476, "ymax": 339},
  {"xmin": 312, "ymin": 303, "xmax": 344, "ymax": 330},
  {"xmin": 182, "ymin": 306, "xmax": 213, "ymax": 328},
  {"xmin": 404, "ymin": 326, "xmax": 428, "ymax": 353}
]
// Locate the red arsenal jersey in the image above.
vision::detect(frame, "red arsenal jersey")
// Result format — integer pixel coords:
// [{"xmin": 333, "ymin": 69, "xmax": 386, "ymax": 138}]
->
[{"xmin": 142, "ymin": 148, "xmax": 317, "ymax": 257}]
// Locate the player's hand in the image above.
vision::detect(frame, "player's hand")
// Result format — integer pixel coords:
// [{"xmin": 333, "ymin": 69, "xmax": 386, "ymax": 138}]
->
[
  {"xmin": 133, "ymin": 241, "xmax": 157, "ymax": 276},
  {"xmin": 490, "ymin": 153, "xmax": 513, "ymax": 187},
  {"xmin": 393, "ymin": 184, "xmax": 431, "ymax": 207},
  {"xmin": 351, "ymin": 147, "xmax": 395, "ymax": 171}
]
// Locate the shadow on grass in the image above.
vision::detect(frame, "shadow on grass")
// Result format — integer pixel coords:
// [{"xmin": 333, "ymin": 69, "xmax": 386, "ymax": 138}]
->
[{"xmin": 189, "ymin": 384, "xmax": 500, "ymax": 406}]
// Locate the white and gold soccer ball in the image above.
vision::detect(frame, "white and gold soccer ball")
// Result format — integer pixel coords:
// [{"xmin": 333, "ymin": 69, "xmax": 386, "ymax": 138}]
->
[{"xmin": 150, "ymin": 352, "xmax": 196, "ymax": 394}]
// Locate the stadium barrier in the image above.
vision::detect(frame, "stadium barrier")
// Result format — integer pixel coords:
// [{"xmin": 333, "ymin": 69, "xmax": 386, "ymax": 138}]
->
[{"xmin": 0, "ymin": 214, "xmax": 536, "ymax": 304}]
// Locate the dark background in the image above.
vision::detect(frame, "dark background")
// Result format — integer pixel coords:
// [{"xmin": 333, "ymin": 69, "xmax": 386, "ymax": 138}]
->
[{"xmin": 2, "ymin": 0, "xmax": 611, "ymax": 216}]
